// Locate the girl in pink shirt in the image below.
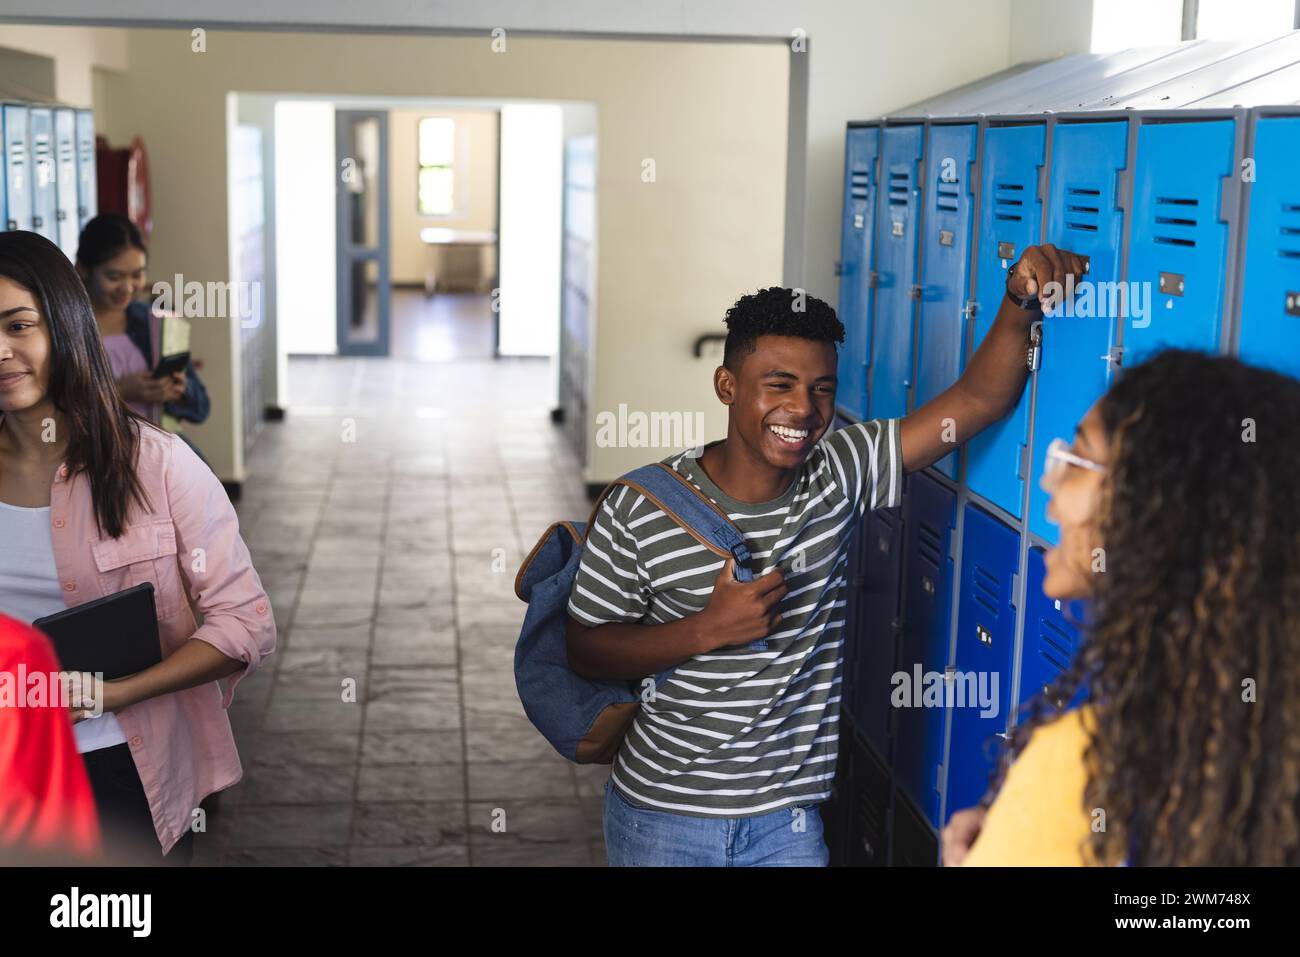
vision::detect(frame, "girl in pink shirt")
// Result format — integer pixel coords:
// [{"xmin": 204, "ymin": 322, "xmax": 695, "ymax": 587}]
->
[{"xmin": 0, "ymin": 230, "xmax": 276, "ymax": 864}]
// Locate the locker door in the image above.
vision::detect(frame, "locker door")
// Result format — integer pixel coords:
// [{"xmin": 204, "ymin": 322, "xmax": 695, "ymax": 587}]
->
[
  {"xmin": 1124, "ymin": 119, "xmax": 1235, "ymax": 363},
  {"xmin": 964, "ymin": 124, "xmax": 1045, "ymax": 517},
  {"xmin": 822, "ymin": 713, "xmax": 854, "ymax": 866},
  {"xmin": 1019, "ymin": 546, "xmax": 1086, "ymax": 712},
  {"xmin": 944, "ymin": 505, "xmax": 1018, "ymax": 821},
  {"xmin": 1030, "ymin": 120, "xmax": 1129, "ymax": 545},
  {"xmin": 891, "ymin": 788, "xmax": 938, "ymax": 866},
  {"xmin": 54, "ymin": 109, "xmax": 79, "ymax": 260},
  {"xmin": 839, "ymin": 504, "xmax": 867, "ymax": 725},
  {"xmin": 2, "ymin": 104, "xmax": 31, "ymax": 231},
  {"xmin": 837, "ymin": 127, "xmax": 879, "ymax": 420},
  {"xmin": 855, "ymin": 502, "xmax": 905, "ymax": 759},
  {"xmin": 1238, "ymin": 116, "xmax": 1300, "ymax": 379},
  {"xmin": 75, "ymin": 110, "xmax": 97, "ymax": 230},
  {"xmin": 29, "ymin": 107, "xmax": 57, "ymax": 244},
  {"xmin": 914, "ymin": 123, "xmax": 977, "ymax": 478},
  {"xmin": 868, "ymin": 125, "xmax": 924, "ymax": 420},
  {"xmin": 894, "ymin": 471, "xmax": 956, "ymax": 827},
  {"xmin": 848, "ymin": 730, "xmax": 891, "ymax": 866}
]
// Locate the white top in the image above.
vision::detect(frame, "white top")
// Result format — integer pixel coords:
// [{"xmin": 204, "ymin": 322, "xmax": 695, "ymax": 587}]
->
[{"xmin": 0, "ymin": 500, "xmax": 128, "ymax": 753}]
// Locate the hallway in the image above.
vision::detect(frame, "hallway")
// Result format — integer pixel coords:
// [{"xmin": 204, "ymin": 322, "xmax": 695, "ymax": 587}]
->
[{"xmin": 200, "ymin": 354, "xmax": 610, "ymax": 866}]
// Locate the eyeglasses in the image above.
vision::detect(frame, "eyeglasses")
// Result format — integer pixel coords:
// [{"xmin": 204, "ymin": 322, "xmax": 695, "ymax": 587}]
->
[{"xmin": 1040, "ymin": 437, "xmax": 1107, "ymax": 494}]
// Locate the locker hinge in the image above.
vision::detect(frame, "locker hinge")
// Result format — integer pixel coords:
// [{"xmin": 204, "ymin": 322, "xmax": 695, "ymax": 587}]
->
[
  {"xmin": 866, "ymin": 270, "xmax": 881, "ymax": 289},
  {"xmin": 916, "ymin": 158, "xmax": 926, "ymax": 189},
  {"xmin": 909, "ymin": 284, "xmax": 924, "ymax": 301},
  {"xmin": 834, "ymin": 259, "xmax": 844, "ymax": 277},
  {"xmin": 1217, "ymin": 173, "xmax": 1237, "ymax": 225},
  {"xmin": 948, "ymin": 534, "xmax": 960, "ymax": 562},
  {"xmin": 1018, "ymin": 443, "xmax": 1030, "ymax": 481},
  {"xmin": 1036, "ymin": 163, "xmax": 1049, "ymax": 204},
  {"xmin": 961, "ymin": 299, "xmax": 978, "ymax": 321},
  {"xmin": 1115, "ymin": 166, "xmax": 1133, "ymax": 213},
  {"xmin": 1103, "ymin": 345, "xmax": 1124, "ymax": 370},
  {"xmin": 1010, "ymin": 572, "xmax": 1020, "ymax": 608}
]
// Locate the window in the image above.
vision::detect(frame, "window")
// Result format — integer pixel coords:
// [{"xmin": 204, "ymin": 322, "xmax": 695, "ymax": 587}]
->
[{"xmin": 418, "ymin": 116, "xmax": 455, "ymax": 216}]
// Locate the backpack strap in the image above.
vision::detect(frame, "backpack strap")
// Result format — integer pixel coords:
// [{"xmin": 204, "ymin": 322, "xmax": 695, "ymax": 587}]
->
[{"xmin": 584, "ymin": 461, "xmax": 754, "ymax": 583}]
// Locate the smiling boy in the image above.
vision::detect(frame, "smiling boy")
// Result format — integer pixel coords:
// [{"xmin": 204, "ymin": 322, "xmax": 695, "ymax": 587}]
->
[{"xmin": 567, "ymin": 244, "xmax": 1087, "ymax": 866}]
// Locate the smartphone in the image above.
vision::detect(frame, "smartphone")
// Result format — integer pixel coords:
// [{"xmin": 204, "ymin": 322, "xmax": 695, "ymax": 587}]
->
[{"xmin": 152, "ymin": 350, "xmax": 190, "ymax": 380}]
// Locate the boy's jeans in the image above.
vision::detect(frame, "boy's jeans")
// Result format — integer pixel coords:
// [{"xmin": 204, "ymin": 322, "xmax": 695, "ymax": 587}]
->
[{"xmin": 602, "ymin": 777, "xmax": 830, "ymax": 866}]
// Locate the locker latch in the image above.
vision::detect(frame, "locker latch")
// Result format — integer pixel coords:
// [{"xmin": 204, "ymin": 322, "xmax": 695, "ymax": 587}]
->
[
  {"xmin": 1286, "ymin": 291, "xmax": 1300, "ymax": 318},
  {"xmin": 939, "ymin": 229, "xmax": 954, "ymax": 247},
  {"xmin": 1026, "ymin": 323, "xmax": 1042, "ymax": 373},
  {"xmin": 891, "ymin": 220, "xmax": 905, "ymax": 237},
  {"xmin": 997, "ymin": 241, "xmax": 1016, "ymax": 260},
  {"xmin": 853, "ymin": 213, "xmax": 865, "ymax": 230},
  {"xmin": 866, "ymin": 271, "xmax": 880, "ymax": 289},
  {"xmin": 976, "ymin": 624, "xmax": 992, "ymax": 646},
  {"xmin": 1158, "ymin": 272, "xmax": 1185, "ymax": 297}
]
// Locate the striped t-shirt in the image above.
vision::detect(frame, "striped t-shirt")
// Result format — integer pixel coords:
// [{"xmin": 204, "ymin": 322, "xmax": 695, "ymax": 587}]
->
[{"xmin": 567, "ymin": 418, "xmax": 903, "ymax": 816}]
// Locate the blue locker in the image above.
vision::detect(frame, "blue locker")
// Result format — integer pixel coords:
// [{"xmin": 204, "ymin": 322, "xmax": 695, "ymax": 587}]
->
[
  {"xmin": 837, "ymin": 127, "xmax": 879, "ymax": 420},
  {"xmin": 840, "ymin": 503, "xmax": 867, "ymax": 726},
  {"xmin": 28, "ymin": 107, "xmax": 57, "ymax": 244},
  {"xmin": 75, "ymin": 110, "xmax": 97, "ymax": 231},
  {"xmin": 914, "ymin": 123, "xmax": 977, "ymax": 478},
  {"xmin": 1238, "ymin": 116, "xmax": 1300, "ymax": 379},
  {"xmin": 868, "ymin": 125, "xmax": 924, "ymax": 420},
  {"xmin": 854, "ymin": 502, "xmax": 905, "ymax": 759},
  {"xmin": 964, "ymin": 124, "xmax": 1045, "ymax": 517},
  {"xmin": 944, "ymin": 505, "xmax": 1018, "ymax": 821},
  {"xmin": 54, "ymin": 108, "xmax": 79, "ymax": 260},
  {"xmin": 894, "ymin": 471, "xmax": 956, "ymax": 827},
  {"xmin": 1019, "ymin": 546, "xmax": 1086, "ymax": 712},
  {"xmin": 1030, "ymin": 120, "xmax": 1129, "ymax": 545},
  {"xmin": 1124, "ymin": 120, "xmax": 1235, "ymax": 363},
  {"xmin": 2, "ymin": 104, "xmax": 31, "ymax": 231}
]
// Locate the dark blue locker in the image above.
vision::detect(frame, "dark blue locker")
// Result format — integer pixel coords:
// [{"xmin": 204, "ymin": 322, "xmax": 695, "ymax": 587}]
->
[
  {"xmin": 964, "ymin": 124, "xmax": 1044, "ymax": 517},
  {"xmin": 54, "ymin": 108, "xmax": 78, "ymax": 260},
  {"xmin": 2, "ymin": 104, "xmax": 31, "ymax": 231},
  {"xmin": 944, "ymin": 505, "xmax": 1018, "ymax": 821},
  {"xmin": 854, "ymin": 502, "xmax": 905, "ymax": 759},
  {"xmin": 839, "ymin": 503, "xmax": 867, "ymax": 725},
  {"xmin": 1019, "ymin": 546, "xmax": 1085, "ymax": 712},
  {"xmin": 914, "ymin": 123, "xmax": 977, "ymax": 478},
  {"xmin": 28, "ymin": 107, "xmax": 57, "ymax": 244},
  {"xmin": 894, "ymin": 471, "xmax": 956, "ymax": 827},
  {"xmin": 868, "ymin": 125, "xmax": 924, "ymax": 420},
  {"xmin": 75, "ymin": 110, "xmax": 97, "ymax": 231},
  {"xmin": 1238, "ymin": 116, "xmax": 1300, "ymax": 379},
  {"xmin": 1124, "ymin": 119, "xmax": 1235, "ymax": 364},
  {"xmin": 1030, "ymin": 120, "xmax": 1129, "ymax": 545},
  {"xmin": 837, "ymin": 127, "xmax": 879, "ymax": 420}
]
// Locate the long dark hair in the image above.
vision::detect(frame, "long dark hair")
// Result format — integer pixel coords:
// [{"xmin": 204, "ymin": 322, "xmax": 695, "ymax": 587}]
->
[
  {"xmin": 75, "ymin": 213, "xmax": 148, "ymax": 272},
  {"xmin": 996, "ymin": 349, "xmax": 1300, "ymax": 865},
  {"xmin": 0, "ymin": 231, "xmax": 151, "ymax": 538}
]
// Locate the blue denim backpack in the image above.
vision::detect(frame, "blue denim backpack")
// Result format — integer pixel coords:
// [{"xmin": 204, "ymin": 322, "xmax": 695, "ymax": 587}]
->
[{"xmin": 513, "ymin": 461, "xmax": 760, "ymax": 764}]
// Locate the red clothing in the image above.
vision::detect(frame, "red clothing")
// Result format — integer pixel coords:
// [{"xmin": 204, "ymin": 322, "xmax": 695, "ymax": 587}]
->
[{"xmin": 0, "ymin": 613, "xmax": 101, "ymax": 858}]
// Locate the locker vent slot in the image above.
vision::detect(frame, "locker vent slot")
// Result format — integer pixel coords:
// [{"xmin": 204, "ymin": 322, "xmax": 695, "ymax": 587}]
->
[
  {"xmin": 1065, "ymin": 185, "xmax": 1101, "ymax": 233},
  {"xmin": 850, "ymin": 169, "xmax": 870, "ymax": 201},
  {"xmin": 936, "ymin": 185, "xmax": 959, "ymax": 212},
  {"xmin": 888, "ymin": 170, "xmax": 910, "ymax": 207},
  {"xmin": 1153, "ymin": 196, "xmax": 1198, "ymax": 247},
  {"xmin": 1038, "ymin": 617, "xmax": 1074, "ymax": 674},
  {"xmin": 1281, "ymin": 203, "xmax": 1300, "ymax": 258},
  {"xmin": 918, "ymin": 522, "xmax": 942, "ymax": 569},
  {"xmin": 973, "ymin": 565, "xmax": 1000, "ymax": 616},
  {"xmin": 993, "ymin": 182, "xmax": 1024, "ymax": 222}
]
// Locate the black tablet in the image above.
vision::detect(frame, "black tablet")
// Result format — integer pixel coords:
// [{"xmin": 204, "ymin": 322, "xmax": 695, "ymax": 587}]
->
[{"xmin": 34, "ymin": 583, "xmax": 163, "ymax": 681}]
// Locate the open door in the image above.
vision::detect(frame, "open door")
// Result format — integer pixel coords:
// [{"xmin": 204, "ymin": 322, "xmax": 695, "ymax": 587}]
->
[{"xmin": 335, "ymin": 110, "xmax": 390, "ymax": 356}]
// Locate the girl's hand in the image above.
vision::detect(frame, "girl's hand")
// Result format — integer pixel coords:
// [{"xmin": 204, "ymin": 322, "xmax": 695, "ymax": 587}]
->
[{"xmin": 118, "ymin": 372, "xmax": 170, "ymax": 404}]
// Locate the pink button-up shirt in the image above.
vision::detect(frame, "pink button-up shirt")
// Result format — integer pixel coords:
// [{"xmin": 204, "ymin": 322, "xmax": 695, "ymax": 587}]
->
[{"xmin": 20, "ymin": 416, "xmax": 276, "ymax": 854}]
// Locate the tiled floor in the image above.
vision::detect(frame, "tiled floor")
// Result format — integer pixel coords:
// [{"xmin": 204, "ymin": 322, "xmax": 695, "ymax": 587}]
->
[{"xmin": 195, "ymin": 352, "xmax": 611, "ymax": 866}]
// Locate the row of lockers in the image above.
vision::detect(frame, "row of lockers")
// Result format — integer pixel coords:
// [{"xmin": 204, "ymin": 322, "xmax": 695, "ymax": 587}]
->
[
  {"xmin": 1, "ymin": 102, "xmax": 98, "ymax": 260},
  {"xmin": 835, "ymin": 108, "xmax": 1300, "ymax": 547},
  {"xmin": 831, "ymin": 107, "xmax": 1300, "ymax": 861}
]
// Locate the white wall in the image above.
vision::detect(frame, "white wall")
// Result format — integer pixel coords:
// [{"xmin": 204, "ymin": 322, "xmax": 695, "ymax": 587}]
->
[
  {"xmin": 274, "ymin": 100, "xmax": 336, "ymax": 355},
  {"xmin": 497, "ymin": 102, "xmax": 562, "ymax": 358}
]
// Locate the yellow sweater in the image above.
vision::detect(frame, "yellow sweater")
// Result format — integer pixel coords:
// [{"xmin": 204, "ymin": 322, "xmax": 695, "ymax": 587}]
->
[{"xmin": 963, "ymin": 706, "xmax": 1104, "ymax": 866}]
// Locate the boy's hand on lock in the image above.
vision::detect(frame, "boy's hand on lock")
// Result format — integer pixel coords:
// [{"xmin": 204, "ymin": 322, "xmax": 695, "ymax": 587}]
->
[{"xmin": 694, "ymin": 557, "xmax": 787, "ymax": 653}]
